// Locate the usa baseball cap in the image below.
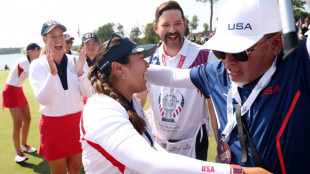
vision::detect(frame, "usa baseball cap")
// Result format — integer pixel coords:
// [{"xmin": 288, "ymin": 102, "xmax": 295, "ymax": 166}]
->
[
  {"xmin": 97, "ymin": 32, "xmax": 157, "ymax": 73},
  {"xmin": 82, "ymin": 32, "xmax": 98, "ymax": 43},
  {"xmin": 64, "ymin": 34, "xmax": 74, "ymax": 41},
  {"xmin": 26, "ymin": 43, "xmax": 41, "ymax": 52},
  {"xmin": 203, "ymin": 0, "xmax": 282, "ymax": 53},
  {"xmin": 41, "ymin": 20, "xmax": 66, "ymax": 36}
]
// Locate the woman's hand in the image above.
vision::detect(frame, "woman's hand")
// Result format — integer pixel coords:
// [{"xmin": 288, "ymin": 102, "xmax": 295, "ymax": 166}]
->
[
  {"xmin": 46, "ymin": 50, "xmax": 58, "ymax": 76},
  {"xmin": 74, "ymin": 49, "xmax": 87, "ymax": 76}
]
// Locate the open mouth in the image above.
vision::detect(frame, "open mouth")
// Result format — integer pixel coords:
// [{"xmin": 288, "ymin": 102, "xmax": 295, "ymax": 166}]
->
[
  {"xmin": 168, "ymin": 34, "xmax": 177, "ymax": 41},
  {"xmin": 55, "ymin": 44, "xmax": 63, "ymax": 51},
  {"xmin": 166, "ymin": 33, "xmax": 179, "ymax": 42}
]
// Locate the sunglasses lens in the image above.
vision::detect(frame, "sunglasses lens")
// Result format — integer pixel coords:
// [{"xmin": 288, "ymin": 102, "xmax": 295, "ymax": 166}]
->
[
  {"xmin": 231, "ymin": 51, "xmax": 248, "ymax": 62},
  {"xmin": 212, "ymin": 50, "xmax": 226, "ymax": 60}
]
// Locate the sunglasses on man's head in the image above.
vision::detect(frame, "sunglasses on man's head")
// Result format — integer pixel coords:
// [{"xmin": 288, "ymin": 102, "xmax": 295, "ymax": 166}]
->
[{"xmin": 212, "ymin": 34, "xmax": 275, "ymax": 62}]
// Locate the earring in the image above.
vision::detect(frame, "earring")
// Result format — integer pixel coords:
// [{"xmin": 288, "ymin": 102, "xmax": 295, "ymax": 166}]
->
[{"xmin": 122, "ymin": 72, "xmax": 125, "ymax": 80}]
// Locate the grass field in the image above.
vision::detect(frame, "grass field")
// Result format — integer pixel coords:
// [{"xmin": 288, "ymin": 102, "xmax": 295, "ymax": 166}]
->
[{"xmin": 0, "ymin": 69, "xmax": 216, "ymax": 174}]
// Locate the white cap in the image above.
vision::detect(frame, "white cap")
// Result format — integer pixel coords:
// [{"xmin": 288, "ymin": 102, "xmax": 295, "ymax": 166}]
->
[{"xmin": 203, "ymin": 0, "xmax": 282, "ymax": 53}]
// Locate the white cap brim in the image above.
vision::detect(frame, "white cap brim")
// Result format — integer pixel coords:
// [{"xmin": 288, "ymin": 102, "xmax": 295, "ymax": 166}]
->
[{"xmin": 203, "ymin": 34, "xmax": 264, "ymax": 53}]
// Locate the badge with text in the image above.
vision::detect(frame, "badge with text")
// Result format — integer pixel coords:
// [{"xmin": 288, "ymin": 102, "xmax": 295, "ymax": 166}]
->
[{"xmin": 217, "ymin": 140, "xmax": 231, "ymax": 164}]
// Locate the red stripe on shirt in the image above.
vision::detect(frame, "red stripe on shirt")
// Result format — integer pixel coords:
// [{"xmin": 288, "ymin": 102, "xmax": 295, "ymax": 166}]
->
[
  {"xmin": 276, "ymin": 91, "xmax": 301, "ymax": 174},
  {"xmin": 17, "ymin": 64, "xmax": 24, "ymax": 77},
  {"xmin": 86, "ymin": 140, "xmax": 125, "ymax": 173},
  {"xmin": 80, "ymin": 114, "xmax": 125, "ymax": 173},
  {"xmin": 80, "ymin": 114, "xmax": 86, "ymax": 140}
]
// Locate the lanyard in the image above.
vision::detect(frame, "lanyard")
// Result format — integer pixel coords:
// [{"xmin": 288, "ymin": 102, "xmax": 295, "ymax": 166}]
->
[
  {"xmin": 221, "ymin": 58, "xmax": 277, "ymax": 142},
  {"xmin": 161, "ymin": 54, "xmax": 186, "ymax": 69}
]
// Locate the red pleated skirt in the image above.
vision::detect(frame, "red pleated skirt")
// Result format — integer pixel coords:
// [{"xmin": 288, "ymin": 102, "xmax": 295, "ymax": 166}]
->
[{"xmin": 2, "ymin": 85, "xmax": 27, "ymax": 109}]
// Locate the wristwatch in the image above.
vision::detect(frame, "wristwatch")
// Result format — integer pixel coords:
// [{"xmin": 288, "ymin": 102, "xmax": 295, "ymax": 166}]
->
[{"xmin": 231, "ymin": 164, "xmax": 243, "ymax": 174}]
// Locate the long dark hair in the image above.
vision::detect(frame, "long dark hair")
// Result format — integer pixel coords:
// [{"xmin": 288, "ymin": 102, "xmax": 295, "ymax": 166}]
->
[{"xmin": 88, "ymin": 37, "xmax": 146, "ymax": 134}]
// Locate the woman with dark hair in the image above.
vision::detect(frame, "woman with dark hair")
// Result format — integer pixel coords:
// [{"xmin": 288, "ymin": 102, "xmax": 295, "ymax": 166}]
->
[
  {"xmin": 80, "ymin": 33, "xmax": 270, "ymax": 174},
  {"xmin": 2, "ymin": 43, "xmax": 40, "ymax": 162}
]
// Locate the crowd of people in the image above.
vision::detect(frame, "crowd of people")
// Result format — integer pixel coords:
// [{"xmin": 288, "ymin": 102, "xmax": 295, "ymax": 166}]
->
[
  {"xmin": 296, "ymin": 17, "xmax": 310, "ymax": 40},
  {"xmin": 2, "ymin": 0, "xmax": 309, "ymax": 174}
]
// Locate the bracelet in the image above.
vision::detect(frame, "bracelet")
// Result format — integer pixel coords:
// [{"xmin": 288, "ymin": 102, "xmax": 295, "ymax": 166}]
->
[{"xmin": 231, "ymin": 164, "xmax": 243, "ymax": 174}]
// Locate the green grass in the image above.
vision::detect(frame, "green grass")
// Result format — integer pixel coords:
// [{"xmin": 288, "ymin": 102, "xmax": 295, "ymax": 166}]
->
[{"xmin": 0, "ymin": 70, "xmax": 216, "ymax": 174}]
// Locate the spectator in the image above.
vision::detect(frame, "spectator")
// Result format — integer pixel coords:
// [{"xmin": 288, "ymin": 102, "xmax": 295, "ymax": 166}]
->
[{"xmin": 64, "ymin": 34, "xmax": 78, "ymax": 55}]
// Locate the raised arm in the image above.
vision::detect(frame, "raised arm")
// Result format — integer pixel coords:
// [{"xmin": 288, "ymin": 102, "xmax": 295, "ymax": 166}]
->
[{"xmin": 145, "ymin": 64, "xmax": 196, "ymax": 89}]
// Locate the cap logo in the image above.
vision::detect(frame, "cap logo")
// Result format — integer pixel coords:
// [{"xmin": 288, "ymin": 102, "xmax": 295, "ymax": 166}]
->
[
  {"xmin": 228, "ymin": 23, "xmax": 252, "ymax": 30},
  {"xmin": 85, "ymin": 33, "xmax": 95, "ymax": 39},
  {"xmin": 46, "ymin": 20, "xmax": 59, "ymax": 26},
  {"xmin": 137, "ymin": 48, "xmax": 144, "ymax": 52}
]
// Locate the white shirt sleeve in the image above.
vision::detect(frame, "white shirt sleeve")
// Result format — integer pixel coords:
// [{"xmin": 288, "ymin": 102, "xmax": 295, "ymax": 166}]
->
[
  {"xmin": 307, "ymin": 37, "xmax": 310, "ymax": 60},
  {"xmin": 145, "ymin": 64, "xmax": 196, "ymax": 89},
  {"xmin": 78, "ymin": 64, "xmax": 94, "ymax": 98},
  {"xmin": 29, "ymin": 58, "xmax": 57, "ymax": 105},
  {"xmin": 82, "ymin": 95, "xmax": 230, "ymax": 174},
  {"xmin": 113, "ymin": 132, "xmax": 230, "ymax": 174}
]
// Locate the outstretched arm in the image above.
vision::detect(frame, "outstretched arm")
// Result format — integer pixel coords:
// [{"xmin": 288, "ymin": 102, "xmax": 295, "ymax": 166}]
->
[{"xmin": 145, "ymin": 64, "xmax": 196, "ymax": 89}]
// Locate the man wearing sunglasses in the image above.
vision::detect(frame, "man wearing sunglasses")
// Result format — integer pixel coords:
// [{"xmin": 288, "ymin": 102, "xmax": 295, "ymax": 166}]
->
[
  {"xmin": 64, "ymin": 34, "xmax": 78, "ymax": 56},
  {"xmin": 145, "ymin": 0, "xmax": 310, "ymax": 173}
]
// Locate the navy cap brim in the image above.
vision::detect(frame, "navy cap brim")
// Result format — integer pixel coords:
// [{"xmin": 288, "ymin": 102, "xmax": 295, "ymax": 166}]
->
[
  {"xmin": 131, "ymin": 44, "xmax": 157, "ymax": 58},
  {"xmin": 83, "ymin": 38, "xmax": 97, "ymax": 43},
  {"xmin": 65, "ymin": 37, "xmax": 74, "ymax": 41},
  {"xmin": 43, "ymin": 24, "xmax": 67, "ymax": 36}
]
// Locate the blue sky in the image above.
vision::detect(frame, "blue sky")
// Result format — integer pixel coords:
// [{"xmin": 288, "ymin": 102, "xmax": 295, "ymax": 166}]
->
[{"xmin": 0, "ymin": 0, "xmax": 225, "ymax": 48}]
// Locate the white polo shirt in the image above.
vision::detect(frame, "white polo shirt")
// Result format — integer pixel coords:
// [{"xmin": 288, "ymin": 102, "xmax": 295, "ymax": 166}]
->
[
  {"xmin": 29, "ymin": 54, "xmax": 92, "ymax": 116},
  {"xmin": 6, "ymin": 56, "xmax": 30, "ymax": 87}
]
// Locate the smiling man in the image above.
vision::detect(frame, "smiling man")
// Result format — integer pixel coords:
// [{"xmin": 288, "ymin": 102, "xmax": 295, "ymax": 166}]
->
[{"xmin": 136, "ymin": 1, "xmax": 218, "ymax": 161}]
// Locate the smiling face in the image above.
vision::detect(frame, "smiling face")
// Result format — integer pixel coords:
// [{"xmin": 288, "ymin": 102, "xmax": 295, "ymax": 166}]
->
[
  {"xmin": 153, "ymin": 9, "xmax": 186, "ymax": 56},
  {"xmin": 83, "ymin": 39, "xmax": 99, "ymax": 59},
  {"xmin": 65, "ymin": 39, "xmax": 73, "ymax": 53},
  {"xmin": 122, "ymin": 53, "xmax": 149, "ymax": 93},
  {"xmin": 222, "ymin": 33, "xmax": 282, "ymax": 85},
  {"xmin": 43, "ymin": 26, "xmax": 65, "ymax": 58}
]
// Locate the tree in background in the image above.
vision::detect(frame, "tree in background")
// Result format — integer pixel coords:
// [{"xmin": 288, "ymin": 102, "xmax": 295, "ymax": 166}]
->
[
  {"xmin": 116, "ymin": 23, "xmax": 125, "ymax": 36},
  {"xmin": 203, "ymin": 23, "xmax": 209, "ymax": 35},
  {"xmin": 196, "ymin": 0, "xmax": 218, "ymax": 32},
  {"xmin": 292, "ymin": 0, "xmax": 310, "ymax": 21},
  {"xmin": 129, "ymin": 26, "xmax": 142, "ymax": 43},
  {"xmin": 189, "ymin": 15, "xmax": 199, "ymax": 33},
  {"xmin": 142, "ymin": 23, "xmax": 160, "ymax": 44},
  {"xmin": 184, "ymin": 16, "xmax": 190, "ymax": 37},
  {"xmin": 96, "ymin": 23, "xmax": 115, "ymax": 43}
]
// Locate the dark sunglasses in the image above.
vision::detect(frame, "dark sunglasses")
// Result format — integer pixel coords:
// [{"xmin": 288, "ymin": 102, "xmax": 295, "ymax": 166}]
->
[
  {"xmin": 212, "ymin": 35, "xmax": 274, "ymax": 62},
  {"xmin": 66, "ymin": 40, "xmax": 73, "ymax": 44}
]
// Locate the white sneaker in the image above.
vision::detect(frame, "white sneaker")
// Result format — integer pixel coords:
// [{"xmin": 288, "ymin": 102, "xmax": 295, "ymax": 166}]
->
[
  {"xmin": 20, "ymin": 144, "xmax": 37, "ymax": 153},
  {"xmin": 15, "ymin": 152, "xmax": 28, "ymax": 163}
]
